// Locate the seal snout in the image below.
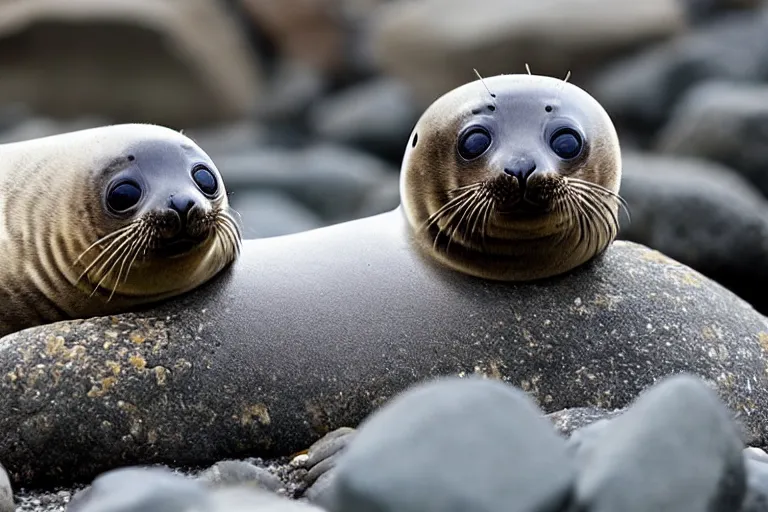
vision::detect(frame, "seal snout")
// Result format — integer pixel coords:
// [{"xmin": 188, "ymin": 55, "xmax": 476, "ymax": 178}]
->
[{"xmin": 503, "ymin": 156, "xmax": 537, "ymax": 187}]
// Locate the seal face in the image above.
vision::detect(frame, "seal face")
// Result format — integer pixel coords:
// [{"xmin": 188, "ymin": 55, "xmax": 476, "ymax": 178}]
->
[
  {"xmin": 0, "ymin": 124, "xmax": 241, "ymax": 336},
  {"xmin": 400, "ymin": 74, "xmax": 625, "ymax": 281}
]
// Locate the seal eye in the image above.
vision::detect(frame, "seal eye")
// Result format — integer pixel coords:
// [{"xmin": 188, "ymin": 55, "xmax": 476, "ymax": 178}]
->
[
  {"xmin": 106, "ymin": 181, "xmax": 142, "ymax": 213},
  {"xmin": 192, "ymin": 165, "xmax": 218, "ymax": 196},
  {"xmin": 458, "ymin": 127, "xmax": 492, "ymax": 160},
  {"xmin": 549, "ymin": 128, "xmax": 583, "ymax": 160}
]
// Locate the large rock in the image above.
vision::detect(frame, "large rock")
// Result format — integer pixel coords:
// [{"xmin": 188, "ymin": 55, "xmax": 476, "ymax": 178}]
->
[
  {"xmin": 654, "ymin": 81, "xmax": 768, "ymax": 198},
  {"xmin": 0, "ymin": 0, "xmax": 262, "ymax": 128},
  {"xmin": 369, "ymin": 0, "xmax": 686, "ymax": 103},
  {"xmin": 590, "ymin": 8, "xmax": 768, "ymax": 139},
  {"xmin": 618, "ymin": 151, "xmax": 768, "ymax": 313},
  {"xmin": 323, "ymin": 377, "xmax": 575, "ymax": 512},
  {"xmin": 2, "ymin": 236, "xmax": 768, "ymax": 488}
]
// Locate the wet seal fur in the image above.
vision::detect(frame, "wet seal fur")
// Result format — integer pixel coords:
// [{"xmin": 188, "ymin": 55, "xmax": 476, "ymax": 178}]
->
[
  {"xmin": 402, "ymin": 73, "xmax": 626, "ymax": 281},
  {"xmin": 0, "ymin": 123, "xmax": 241, "ymax": 337}
]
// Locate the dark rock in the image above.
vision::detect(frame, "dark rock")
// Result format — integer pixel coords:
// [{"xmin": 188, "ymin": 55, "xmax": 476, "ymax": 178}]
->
[
  {"xmin": 184, "ymin": 121, "xmax": 267, "ymax": 163},
  {"xmin": 654, "ymin": 81, "xmax": 768, "ymax": 198},
  {"xmin": 0, "ymin": 0, "xmax": 263, "ymax": 127},
  {"xmin": 67, "ymin": 467, "xmax": 211, "ymax": 512},
  {"xmin": 573, "ymin": 374, "xmax": 746, "ymax": 512},
  {"xmin": 300, "ymin": 427, "xmax": 357, "ymax": 504},
  {"xmin": 228, "ymin": 190, "xmax": 324, "ymax": 239},
  {"xmin": 546, "ymin": 406, "xmax": 624, "ymax": 437},
  {"xmin": 2, "ymin": 238, "xmax": 768, "ymax": 488},
  {"xmin": 744, "ymin": 456, "xmax": 768, "ymax": 511},
  {"xmin": 308, "ymin": 78, "xmax": 419, "ymax": 162},
  {"xmin": 590, "ymin": 8, "xmax": 768, "ymax": 140},
  {"xmin": 255, "ymin": 60, "xmax": 328, "ymax": 124},
  {"xmin": 197, "ymin": 460, "xmax": 283, "ymax": 492},
  {"xmin": 683, "ymin": 0, "xmax": 763, "ymax": 23},
  {"xmin": 214, "ymin": 143, "xmax": 397, "ymax": 221},
  {"xmin": 0, "ymin": 463, "xmax": 12, "ymax": 512},
  {"xmin": 618, "ymin": 151, "xmax": 768, "ymax": 313},
  {"xmin": 324, "ymin": 377, "xmax": 575, "ymax": 512},
  {"xmin": 370, "ymin": 0, "xmax": 686, "ymax": 104}
]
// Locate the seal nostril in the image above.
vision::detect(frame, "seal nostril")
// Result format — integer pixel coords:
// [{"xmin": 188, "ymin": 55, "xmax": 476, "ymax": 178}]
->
[
  {"xmin": 503, "ymin": 158, "xmax": 537, "ymax": 183},
  {"xmin": 168, "ymin": 195, "xmax": 196, "ymax": 217}
]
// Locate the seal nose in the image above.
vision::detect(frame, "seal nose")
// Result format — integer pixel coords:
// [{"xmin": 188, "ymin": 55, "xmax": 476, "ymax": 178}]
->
[
  {"xmin": 168, "ymin": 193, "xmax": 196, "ymax": 218},
  {"xmin": 503, "ymin": 157, "xmax": 537, "ymax": 184}
]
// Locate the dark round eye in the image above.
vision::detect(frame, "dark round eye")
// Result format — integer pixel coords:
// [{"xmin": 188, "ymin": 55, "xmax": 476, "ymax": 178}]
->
[
  {"xmin": 549, "ymin": 128, "xmax": 583, "ymax": 160},
  {"xmin": 192, "ymin": 165, "xmax": 218, "ymax": 196},
  {"xmin": 458, "ymin": 127, "xmax": 492, "ymax": 160},
  {"xmin": 106, "ymin": 181, "xmax": 142, "ymax": 213}
]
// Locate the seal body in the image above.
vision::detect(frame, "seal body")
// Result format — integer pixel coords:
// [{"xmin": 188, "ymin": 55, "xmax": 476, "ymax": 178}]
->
[
  {"xmin": 400, "ymin": 74, "xmax": 624, "ymax": 281},
  {"xmin": 0, "ymin": 124, "xmax": 241, "ymax": 337}
]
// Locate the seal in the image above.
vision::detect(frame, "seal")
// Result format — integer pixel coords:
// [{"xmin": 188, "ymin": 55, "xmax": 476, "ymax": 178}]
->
[
  {"xmin": 0, "ymin": 123, "xmax": 241, "ymax": 337},
  {"xmin": 401, "ymin": 73, "xmax": 626, "ymax": 281}
]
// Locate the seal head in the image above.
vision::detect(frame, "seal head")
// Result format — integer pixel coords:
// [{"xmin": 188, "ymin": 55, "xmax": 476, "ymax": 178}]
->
[
  {"xmin": 0, "ymin": 123, "xmax": 241, "ymax": 335},
  {"xmin": 400, "ymin": 74, "xmax": 624, "ymax": 281}
]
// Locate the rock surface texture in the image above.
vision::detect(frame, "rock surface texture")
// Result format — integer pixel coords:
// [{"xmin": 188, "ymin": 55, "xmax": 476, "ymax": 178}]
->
[{"xmin": 2, "ymin": 239, "xmax": 768, "ymax": 488}]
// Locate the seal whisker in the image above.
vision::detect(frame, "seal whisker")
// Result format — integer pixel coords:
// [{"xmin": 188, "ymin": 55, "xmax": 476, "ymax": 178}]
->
[
  {"xmin": 451, "ymin": 192, "xmax": 482, "ymax": 247},
  {"xmin": 465, "ymin": 192, "xmax": 489, "ymax": 245},
  {"xmin": 121, "ymin": 227, "xmax": 153, "ymax": 286},
  {"xmin": 76, "ymin": 224, "xmax": 140, "ymax": 283},
  {"xmin": 74, "ymin": 224, "xmax": 137, "ymax": 265},
  {"xmin": 425, "ymin": 187, "xmax": 481, "ymax": 230},
  {"xmin": 107, "ymin": 229, "xmax": 148, "ymax": 302},
  {"xmin": 568, "ymin": 189, "xmax": 615, "ymax": 257},
  {"xmin": 566, "ymin": 177, "xmax": 630, "ymax": 224},
  {"xmin": 89, "ymin": 229, "xmax": 142, "ymax": 297}
]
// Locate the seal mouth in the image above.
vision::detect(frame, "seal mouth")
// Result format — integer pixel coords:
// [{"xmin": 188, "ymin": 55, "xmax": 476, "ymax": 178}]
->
[{"xmin": 153, "ymin": 236, "xmax": 207, "ymax": 257}]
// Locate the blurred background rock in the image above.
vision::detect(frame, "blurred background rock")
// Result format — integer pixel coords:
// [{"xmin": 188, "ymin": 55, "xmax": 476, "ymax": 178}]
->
[{"xmin": 1, "ymin": 0, "xmax": 767, "ymax": 314}]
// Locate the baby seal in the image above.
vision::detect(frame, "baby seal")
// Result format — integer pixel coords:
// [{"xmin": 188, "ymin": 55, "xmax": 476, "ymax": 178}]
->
[
  {"xmin": 0, "ymin": 124, "xmax": 241, "ymax": 337},
  {"xmin": 400, "ymin": 73, "xmax": 626, "ymax": 281}
]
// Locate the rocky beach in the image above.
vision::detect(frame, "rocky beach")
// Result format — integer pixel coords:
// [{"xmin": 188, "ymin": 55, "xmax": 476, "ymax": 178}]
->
[{"xmin": 3, "ymin": 0, "xmax": 768, "ymax": 510}]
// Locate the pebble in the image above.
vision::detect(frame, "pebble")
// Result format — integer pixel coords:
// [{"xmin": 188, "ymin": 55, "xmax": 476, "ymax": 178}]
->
[
  {"xmin": 572, "ymin": 374, "xmax": 746, "ymax": 512},
  {"xmin": 66, "ymin": 466, "xmax": 212, "ymax": 512},
  {"xmin": 323, "ymin": 376, "xmax": 575, "ymax": 512},
  {"xmin": 197, "ymin": 460, "xmax": 284, "ymax": 492}
]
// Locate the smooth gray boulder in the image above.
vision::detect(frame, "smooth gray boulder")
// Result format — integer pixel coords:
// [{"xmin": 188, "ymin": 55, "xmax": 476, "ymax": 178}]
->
[{"xmin": 1, "ymin": 233, "xmax": 768, "ymax": 489}]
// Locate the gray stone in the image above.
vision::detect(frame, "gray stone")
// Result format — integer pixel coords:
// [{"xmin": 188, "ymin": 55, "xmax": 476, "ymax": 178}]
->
[
  {"xmin": 573, "ymin": 374, "xmax": 746, "ymax": 512},
  {"xmin": 2, "ymin": 238, "xmax": 768, "ymax": 487},
  {"xmin": 0, "ymin": 463, "xmax": 12, "ymax": 512},
  {"xmin": 590, "ymin": 8, "xmax": 768, "ymax": 138},
  {"xmin": 229, "ymin": 190, "xmax": 324, "ymax": 239},
  {"xmin": 67, "ymin": 466, "xmax": 211, "ymax": 512},
  {"xmin": 308, "ymin": 78, "xmax": 419, "ymax": 162},
  {"xmin": 654, "ymin": 81, "xmax": 768, "ymax": 198},
  {"xmin": 369, "ymin": 0, "xmax": 686, "ymax": 104},
  {"xmin": 744, "ymin": 456, "xmax": 768, "ymax": 511},
  {"xmin": 214, "ymin": 143, "xmax": 397, "ymax": 221},
  {"xmin": 208, "ymin": 485, "xmax": 324, "ymax": 512},
  {"xmin": 618, "ymin": 151, "xmax": 768, "ymax": 313},
  {"xmin": 683, "ymin": 0, "xmax": 764, "ymax": 22},
  {"xmin": 197, "ymin": 460, "xmax": 283, "ymax": 492},
  {"xmin": 325, "ymin": 377, "xmax": 575, "ymax": 512},
  {"xmin": 0, "ymin": 0, "xmax": 263, "ymax": 127},
  {"xmin": 255, "ymin": 59, "xmax": 328, "ymax": 123},
  {"xmin": 183, "ymin": 121, "xmax": 267, "ymax": 163}
]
